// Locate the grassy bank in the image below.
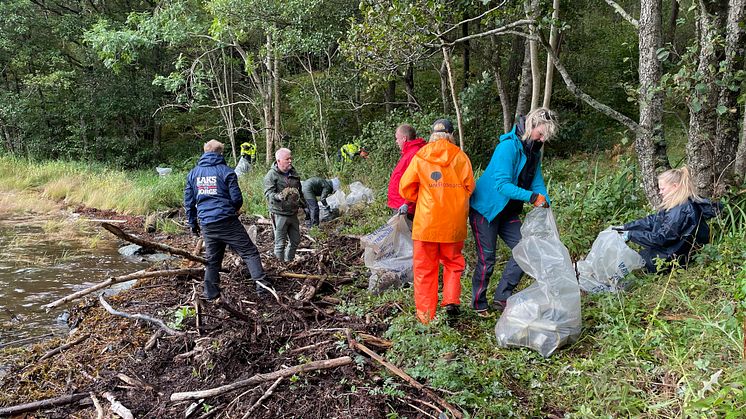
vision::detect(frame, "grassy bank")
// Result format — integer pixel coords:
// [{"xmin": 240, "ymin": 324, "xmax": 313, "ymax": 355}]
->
[{"xmin": 1, "ymin": 150, "xmax": 743, "ymax": 417}]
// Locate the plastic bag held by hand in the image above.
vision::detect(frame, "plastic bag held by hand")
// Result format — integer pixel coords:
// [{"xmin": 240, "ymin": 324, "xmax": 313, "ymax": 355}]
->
[
  {"xmin": 494, "ymin": 207, "xmax": 581, "ymax": 357},
  {"xmin": 577, "ymin": 228, "xmax": 644, "ymax": 293},
  {"xmin": 360, "ymin": 215, "xmax": 414, "ymax": 295}
]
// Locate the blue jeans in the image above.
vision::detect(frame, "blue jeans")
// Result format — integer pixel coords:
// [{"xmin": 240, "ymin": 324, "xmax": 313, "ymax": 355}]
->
[
  {"xmin": 469, "ymin": 208, "xmax": 524, "ymax": 310},
  {"xmin": 202, "ymin": 216, "xmax": 266, "ymax": 299}
]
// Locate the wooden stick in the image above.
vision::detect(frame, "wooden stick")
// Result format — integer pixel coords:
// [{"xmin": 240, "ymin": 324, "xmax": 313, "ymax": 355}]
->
[
  {"xmin": 0, "ymin": 333, "xmax": 54, "ymax": 349},
  {"xmin": 170, "ymin": 356, "xmax": 353, "ymax": 401},
  {"xmin": 0, "ymin": 393, "xmax": 89, "ymax": 416},
  {"xmin": 43, "ymin": 268, "xmax": 203, "ymax": 310},
  {"xmin": 99, "ymin": 295, "xmax": 185, "ymax": 337},
  {"xmin": 288, "ymin": 340, "xmax": 332, "ymax": 354},
  {"xmin": 116, "ymin": 373, "xmax": 154, "ymax": 392},
  {"xmin": 144, "ymin": 329, "xmax": 163, "ymax": 351},
  {"xmin": 103, "ymin": 391, "xmax": 133, "ymax": 419},
  {"xmin": 90, "ymin": 392, "xmax": 104, "ymax": 419},
  {"xmin": 241, "ymin": 377, "xmax": 283, "ymax": 419},
  {"xmin": 102, "ymin": 222, "xmax": 208, "ymax": 264},
  {"xmin": 280, "ymin": 272, "xmax": 326, "ymax": 280},
  {"xmin": 351, "ymin": 341, "xmax": 463, "ymax": 419},
  {"xmin": 39, "ymin": 334, "xmax": 90, "ymax": 361}
]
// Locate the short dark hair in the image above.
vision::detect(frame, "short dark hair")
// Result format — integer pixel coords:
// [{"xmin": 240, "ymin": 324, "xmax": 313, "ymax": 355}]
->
[{"xmin": 396, "ymin": 124, "xmax": 416, "ymax": 141}]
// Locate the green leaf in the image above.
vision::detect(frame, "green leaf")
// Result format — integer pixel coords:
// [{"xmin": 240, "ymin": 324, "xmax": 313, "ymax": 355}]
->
[{"xmin": 716, "ymin": 105, "xmax": 728, "ymax": 115}]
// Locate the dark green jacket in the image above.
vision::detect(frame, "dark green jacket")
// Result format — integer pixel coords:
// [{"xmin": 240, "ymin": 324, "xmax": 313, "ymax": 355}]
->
[
  {"xmin": 301, "ymin": 177, "xmax": 333, "ymax": 201},
  {"xmin": 263, "ymin": 163, "xmax": 304, "ymax": 216}
]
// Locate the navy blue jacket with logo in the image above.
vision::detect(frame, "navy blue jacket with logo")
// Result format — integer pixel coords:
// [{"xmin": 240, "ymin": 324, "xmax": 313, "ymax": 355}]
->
[
  {"xmin": 184, "ymin": 152, "xmax": 243, "ymax": 228},
  {"xmin": 623, "ymin": 197, "xmax": 719, "ymax": 265}
]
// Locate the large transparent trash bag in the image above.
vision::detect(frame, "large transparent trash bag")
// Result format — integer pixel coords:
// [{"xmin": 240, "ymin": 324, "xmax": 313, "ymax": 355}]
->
[
  {"xmin": 346, "ymin": 181, "xmax": 375, "ymax": 207},
  {"xmin": 360, "ymin": 215, "xmax": 414, "ymax": 295},
  {"xmin": 577, "ymin": 228, "xmax": 645, "ymax": 293},
  {"xmin": 234, "ymin": 158, "xmax": 252, "ymax": 177},
  {"xmin": 495, "ymin": 207, "xmax": 581, "ymax": 357},
  {"xmin": 325, "ymin": 190, "xmax": 348, "ymax": 213}
]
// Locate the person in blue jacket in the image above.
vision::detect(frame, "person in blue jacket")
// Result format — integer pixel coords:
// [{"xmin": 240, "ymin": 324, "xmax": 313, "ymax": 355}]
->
[
  {"xmin": 615, "ymin": 166, "xmax": 720, "ymax": 273},
  {"xmin": 184, "ymin": 140, "xmax": 268, "ymax": 300},
  {"xmin": 469, "ymin": 108, "xmax": 560, "ymax": 317}
]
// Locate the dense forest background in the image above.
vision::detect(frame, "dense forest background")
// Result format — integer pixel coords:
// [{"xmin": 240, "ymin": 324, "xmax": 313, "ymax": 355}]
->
[{"xmin": 2, "ymin": 0, "xmax": 744, "ymax": 206}]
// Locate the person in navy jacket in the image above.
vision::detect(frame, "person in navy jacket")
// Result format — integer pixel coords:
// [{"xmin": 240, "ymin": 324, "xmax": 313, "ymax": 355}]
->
[
  {"xmin": 184, "ymin": 140, "xmax": 268, "ymax": 300},
  {"xmin": 468, "ymin": 108, "xmax": 560, "ymax": 317},
  {"xmin": 616, "ymin": 166, "xmax": 720, "ymax": 273}
]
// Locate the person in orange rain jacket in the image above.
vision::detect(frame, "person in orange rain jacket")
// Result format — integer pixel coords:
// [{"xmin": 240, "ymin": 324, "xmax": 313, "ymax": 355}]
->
[{"xmin": 399, "ymin": 119, "xmax": 475, "ymax": 325}]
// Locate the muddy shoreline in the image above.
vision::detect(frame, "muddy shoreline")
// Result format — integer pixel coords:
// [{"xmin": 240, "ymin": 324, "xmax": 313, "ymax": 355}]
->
[{"xmin": 0, "ymin": 206, "xmax": 438, "ymax": 418}]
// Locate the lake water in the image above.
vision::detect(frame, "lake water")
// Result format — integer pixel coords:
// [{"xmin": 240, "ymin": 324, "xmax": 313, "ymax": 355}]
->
[{"xmin": 0, "ymin": 216, "xmax": 147, "ymax": 344}]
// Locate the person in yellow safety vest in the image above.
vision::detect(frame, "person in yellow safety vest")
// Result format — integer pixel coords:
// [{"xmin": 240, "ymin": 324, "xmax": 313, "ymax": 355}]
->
[
  {"xmin": 235, "ymin": 142, "xmax": 256, "ymax": 177},
  {"xmin": 338, "ymin": 142, "xmax": 369, "ymax": 162}
]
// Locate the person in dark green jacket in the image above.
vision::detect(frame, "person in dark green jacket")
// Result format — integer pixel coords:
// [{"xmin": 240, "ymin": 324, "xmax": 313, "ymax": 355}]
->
[
  {"xmin": 263, "ymin": 148, "xmax": 304, "ymax": 261},
  {"xmin": 301, "ymin": 177, "xmax": 340, "ymax": 227}
]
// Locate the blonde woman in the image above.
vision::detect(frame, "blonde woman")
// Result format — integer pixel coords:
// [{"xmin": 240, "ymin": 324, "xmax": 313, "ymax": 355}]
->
[
  {"xmin": 469, "ymin": 107, "xmax": 560, "ymax": 317},
  {"xmin": 615, "ymin": 166, "xmax": 720, "ymax": 272}
]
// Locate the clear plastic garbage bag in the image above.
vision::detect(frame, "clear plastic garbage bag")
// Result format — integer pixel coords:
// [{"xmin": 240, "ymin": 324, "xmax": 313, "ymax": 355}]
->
[
  {"xmin": 360, "ymin": 215, "xmax": 414, "ymax": 294},
  {"xmin": 155, "ymin": 167, "xmax": 172, "ymax": 176},
  {"xmin": 577, "ymin": 228, "xmax": 645, "ymax": 293},
  {"xmin": 346, "ymin": 181, "xmax": 375, "ymax": 207},
  {"xmin": 495, "ymin": 207, "xmax": 581, "ymax": 357},
  {"xmin": 325, "ymin": 190, "xmax": 348, "ymax": 213},
  {"xmin": 234, "ymin": 157, "xmax": 252, "ymax": 177}
]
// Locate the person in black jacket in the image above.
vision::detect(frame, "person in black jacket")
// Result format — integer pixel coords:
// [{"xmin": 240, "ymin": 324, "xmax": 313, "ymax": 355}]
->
[
  {"xmin": 185, "ymin": 140, "xmax": 268, "ymax": 300},
  {"xmin": 615, "ymin": 166, "xmax": 719, "ymax": 273}
]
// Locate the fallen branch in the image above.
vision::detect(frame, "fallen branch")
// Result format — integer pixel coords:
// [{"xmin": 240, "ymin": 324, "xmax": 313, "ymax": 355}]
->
[
  {"xmin": 99, "ymin": 295, "xmax": 185, "ymax": 337},
  {"xmin": 293, "ymin": 277, "xmax": 326, "ymax": 302},
  {"xmin": 241, "ymin": 377, "xmax": 283, "ymax": 419},
  {"xmin": 289, "ymin": 340, "xmax": 333, "ymax": 354},
  {"xmin": 280, "ymin": 272, "xmax": 326, "ymax": 280},
  {"xmin": 116, "ymin": 373, "xmax": 154, "ymax": 392},
  {"xmin": 170, "ymin": 356, "xmax": 353, "ymax": 401},
  {"xmin": 39, "ymin": 334, "xmax": 90, "ymax": 361},
  {"xmin": 350, "ymin": 340, "xmax": 463, "ymax": 419},
  {"xmin": 90, "ymin": 392, "xmax": 104, "ymax": 419},
  {"xmin": 43, "ymin": 268, "xmax": 203, "ymax": 310},
  {"xmin": 0, "ymin": 393, "xmax": 89, "ymax": 416},
  {"xmin": 0, "ymin": 333, "xmax": 53, "ymax": 349},
  {"xmin": 102, "ymin": 222, "xmax": 208, "ymax": 264},
  {"xmin": 144, "ymin": 329, "xmax": 163, "ymax": 351},
  {"xmin": 103, "ymin": 391, "xmax": 133, "ymax": 419}
]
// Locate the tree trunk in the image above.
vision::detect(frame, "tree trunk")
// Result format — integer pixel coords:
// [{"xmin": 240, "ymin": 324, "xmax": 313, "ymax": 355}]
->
[
  {"xmin": 440, "ymin": 59, "xmax": 451, "ymax": 115},
  {"xmin": 491, "ymin": 36, "xmax": 513, "ymax": 133},
  {"xmin": 384, "ymin": 80, "xmax": 396, "ymax": 113},
  {"xmin": 404, "ymin": 63, "xmax": 419, "ymax": 112},
  {"xmin": 515, "ymin": 41, "xmax": 532, "ymax": 118},
  {"xmin": 686, "ymin": 1, "xmax": 728, "ymax": 197},
  {"xmin": 736, "ymin": 100, "xmax": 746, "ymax": 180},
  {"xmin": 666, "ymin": 0, "xmax": 680, "ymax": 45},
  {"xmin": 442, "ymin": 46, "xmax": 464, "ymax": 149},
  {"xmin": 638, "ymin": 0, "xmax": 669, "ymax": 206},
  {"xmin": 273, "ymin": 46, "xmax": 282, "ymax": 149},
  {"xmin": 526, "ymin": 0, "xmax": 541, "ymax": 111},
  {"xmin": 542, "ymin": 0, "xmax": 561, "ymax": 108},
  {"xmin": 462, "ymin": 17, "xmax": 470, "ymax": 89},
  {"xmin": 714, "ymin": 0, "xmax": 746, "ymax": 187},
  {"xmin": 505, "ymin": 36, "xmax": 525, "ymax": 126},
  {"xmin": 264, "ymin": 34, "xmax": 274, "ymax": 164}
]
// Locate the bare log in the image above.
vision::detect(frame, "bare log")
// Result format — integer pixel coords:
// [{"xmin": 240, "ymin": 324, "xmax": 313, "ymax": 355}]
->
[
  {"xmin": 0, "ymin": 393, "xmax": 89, "ymax": 416},
  {"xmin": 39, "ymin": 334, "xmax": 90, "ymax": 361},
  {"xmin": 170, "ymin": 356, "xmax": 353, "ymax": 401},
  {"xmin": 351, "ymin": 340, "xmax": 463, "ymax": 419},
  {"xmin": 103, "ymin": 391, "xmax": 133, "ymax": 419},
  {"xmin": 99, "ymin": 295, "xmax": 185, "ymax": 337},
  {"xmin": 101, "ymin": 222, "xmax": 207, "ymax": 264},
  {"xmin": 43, "ymin": 268, "xmax": 204, "ymax": 310}
]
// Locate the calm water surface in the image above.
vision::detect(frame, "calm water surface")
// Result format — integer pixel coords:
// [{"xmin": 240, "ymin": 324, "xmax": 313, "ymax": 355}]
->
[{"xmin": 0, "ymin": 216, "xmax": 147, "ymax": 343}]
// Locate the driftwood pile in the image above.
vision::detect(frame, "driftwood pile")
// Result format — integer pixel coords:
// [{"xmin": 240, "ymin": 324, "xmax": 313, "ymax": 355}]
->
[{"xmin": 0, "ymin": 217, "xmax": 464, "ymax": 418}]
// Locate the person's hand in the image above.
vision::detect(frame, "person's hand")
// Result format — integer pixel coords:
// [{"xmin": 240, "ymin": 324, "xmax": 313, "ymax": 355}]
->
[
  {"xmin": 190, "ymin": 224, "xmax": 201, "ymax": 236},
  {"xmin": 531, "ymin": 193, "xmax": 549, "ymax": 208},
  {"xmin": 320, "ymin": 199, "xmax": 328, "ymax": 207},
  {"xmin": 398, "ymin": 203, "xmax": 408, "ymax": 215}
]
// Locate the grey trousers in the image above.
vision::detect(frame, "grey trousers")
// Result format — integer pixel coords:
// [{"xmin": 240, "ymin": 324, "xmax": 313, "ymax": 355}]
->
[{"xmin": 273, "ymin": 213, "xmax": 301, "ymax": 261}]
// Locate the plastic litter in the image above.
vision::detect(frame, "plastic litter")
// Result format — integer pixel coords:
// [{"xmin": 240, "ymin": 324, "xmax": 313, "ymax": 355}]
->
[
  {"xmin": 155, "ymin": 167, "xmax": 172, "ymax": 176},
  {"xmin": 495, "ymin": 207, "xmax": 581, "ymax": 357},
  {"xmin": 577, "ymin": 228, "xmax": 645, "ymax": 293},
  {"xmin": 325, "ymin": 190, "xmax": 348, "ymax": 213},
  {"xmin": 346, "ymin": 181, "xmax": 375, "ymax": 207},
  {"xmin": 360, "ymin": 215, "xmax": 414, "ymax": 295},
  {"xmin": 235, "ymin": 157, "xmax": 252, "ymax": 177}
]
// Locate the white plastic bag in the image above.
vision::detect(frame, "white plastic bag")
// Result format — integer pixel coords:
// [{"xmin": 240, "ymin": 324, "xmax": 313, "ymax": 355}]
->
[
  {"xmin": 325, "ymin": 190, "xmax": 348, "ymax": 213},
  {"xmin": 155, "ymin": 167, "xmax": 172, "ymax": 176},
  {"xmin": 346, "ymin": 181, "xmax": 375, "ymax": 207},
  {"xmin": 577, "ymin": 229, "xmax": 645, "ymax": 293},
  {"xmin": 495, "ymin": 207, "xmax": 581, "ymax": 357},
  {"xmin": 234, "ymin": 156, "xmax": 252, "ymax": 177},
  {"xmin": 360, "ymin": 215, "xmax": 413, "ymax": 294}
]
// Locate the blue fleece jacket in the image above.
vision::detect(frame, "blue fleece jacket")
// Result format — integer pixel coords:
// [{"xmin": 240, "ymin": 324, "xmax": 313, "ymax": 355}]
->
[
  {"xmin": 469, "ymin": 124, "xmax": 550, "ymax": 222},
  {"xmin": 184, "ymin": 152, "xmax": 243, "ymax": 227}
]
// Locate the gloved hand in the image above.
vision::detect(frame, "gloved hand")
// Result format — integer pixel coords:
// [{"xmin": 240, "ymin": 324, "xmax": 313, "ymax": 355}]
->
[
  {"xmin": 190, "ymin": 224, "xmax": 201, "ymax": 236},
  {"xmin": 530, "ymin": 193, "xmax": 549, "ymax": 208},
  {"xmin": 398, "ymin": 203, "xmax": 408, "ymax": 215}
]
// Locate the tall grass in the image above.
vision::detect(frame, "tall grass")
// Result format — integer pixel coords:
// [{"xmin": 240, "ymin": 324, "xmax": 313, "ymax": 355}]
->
[{"xmin": 0, "ymin": 155, "xmax": 184, "ymax": 215}]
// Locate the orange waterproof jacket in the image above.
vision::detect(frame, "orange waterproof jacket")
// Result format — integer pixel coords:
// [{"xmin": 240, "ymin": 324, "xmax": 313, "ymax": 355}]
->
[{"xmin": 399, "ymin": 138, "xmax": 475, "ymax": 243}]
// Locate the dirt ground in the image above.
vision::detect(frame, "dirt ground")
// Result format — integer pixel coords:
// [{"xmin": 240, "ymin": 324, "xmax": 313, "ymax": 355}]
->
[{"xmin": 0, "ymin": 208, "xmax": 443, "ymax": 418}]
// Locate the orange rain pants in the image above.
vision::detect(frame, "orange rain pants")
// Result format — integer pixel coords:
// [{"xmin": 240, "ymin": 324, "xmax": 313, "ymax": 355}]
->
[{"xmin": 413, "ymin": 240, "xmax": 465, "ymax": 324}]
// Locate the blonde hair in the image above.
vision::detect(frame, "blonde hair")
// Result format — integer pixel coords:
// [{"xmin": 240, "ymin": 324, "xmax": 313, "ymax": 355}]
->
[
  {"xmin": 203, "ymin": 140, "xmax": 224, "ymax": 154},
  {"xmin": 429, "ymin": 132, "xmax": 455, "ymax": 144},
  {"xmin": 522, "ymin": 107, "xmax": 559, "ymax": 142},
  {"xmin": 658, "ymin": 166, "xmax": 699, "ymax": 210}
]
